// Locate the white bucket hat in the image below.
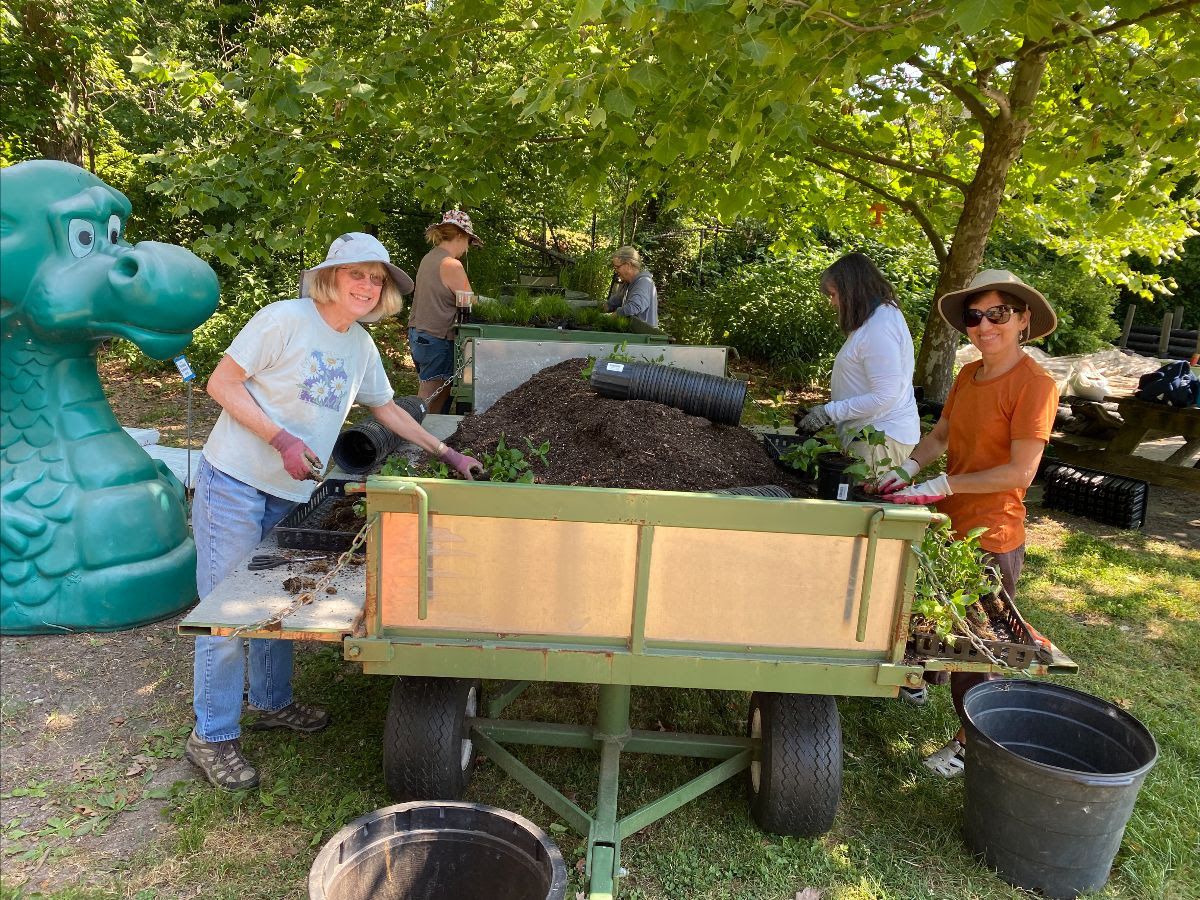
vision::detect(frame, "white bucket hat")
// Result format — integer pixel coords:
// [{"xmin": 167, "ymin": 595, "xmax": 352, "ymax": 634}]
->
[
  {"xmin": 937, "ymin": 269, "xmax": 1057, "ymax": 341},
  {"xmin": 300, "ymin": 233, "xmax": 415, "ymax": 322}
]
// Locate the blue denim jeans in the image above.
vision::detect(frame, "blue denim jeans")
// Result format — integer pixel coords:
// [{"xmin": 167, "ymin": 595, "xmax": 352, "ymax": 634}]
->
[{"xmin": 192, "ymin": 456, "xmax": 298, "ymax": 741}]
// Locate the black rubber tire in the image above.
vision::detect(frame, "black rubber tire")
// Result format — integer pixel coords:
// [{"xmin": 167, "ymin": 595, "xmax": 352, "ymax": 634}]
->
[
  {"xmin": 383, "ymin": 676, "xmax": 481, "ymax": 801},
  {"xmin": 746, "ymin": 692, "xmax": 842, "ymax": 836}
]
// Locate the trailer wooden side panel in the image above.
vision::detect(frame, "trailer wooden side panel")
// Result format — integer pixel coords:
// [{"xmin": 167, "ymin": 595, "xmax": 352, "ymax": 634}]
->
[
  {"xmin": 376, "ymin": 510, "xmax": 908, "ymax": 652},
  {"xmin": 379, "ymin": 513, "xmax": 638, "ymax": 637},
  {"xmin": 644, "ymin": 526, "xmax": 905, "ymax": 651}
]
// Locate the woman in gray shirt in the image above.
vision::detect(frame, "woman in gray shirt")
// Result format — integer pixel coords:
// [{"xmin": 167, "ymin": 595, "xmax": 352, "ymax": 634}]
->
[{"xmin": 606, "ymin": 246, "xmax": 658, "ymax": 326}]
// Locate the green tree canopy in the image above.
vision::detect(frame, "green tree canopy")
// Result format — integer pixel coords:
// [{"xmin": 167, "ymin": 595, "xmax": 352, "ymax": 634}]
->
[{"xmin": 23, "ymin": 0, "xmax": 1197, "ymax": 396}]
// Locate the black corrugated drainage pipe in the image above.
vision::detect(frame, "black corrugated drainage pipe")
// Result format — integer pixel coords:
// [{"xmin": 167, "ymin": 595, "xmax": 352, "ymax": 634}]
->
[
  {"xmin": 590, "ymin": 360, "xmax": 746, "ymax": 426},
  {"xmin": 331, "ymin": 396, "xmax": 428, "ymax": 474}
]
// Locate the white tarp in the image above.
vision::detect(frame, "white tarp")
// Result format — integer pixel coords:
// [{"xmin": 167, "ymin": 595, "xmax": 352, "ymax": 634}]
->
[{"xmin": 954, "ymin": 346, "xmax": 1161, "ymax": 399}]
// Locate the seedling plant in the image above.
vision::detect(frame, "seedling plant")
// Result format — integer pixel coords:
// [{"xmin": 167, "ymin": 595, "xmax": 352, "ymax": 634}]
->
[
  {"xmin": 910, "ymin": 520, "xmax": 1001, "ymax": 642},
  {"xmin": 480, "ymin": 434, "xmax": 550, "ymax": 483}
]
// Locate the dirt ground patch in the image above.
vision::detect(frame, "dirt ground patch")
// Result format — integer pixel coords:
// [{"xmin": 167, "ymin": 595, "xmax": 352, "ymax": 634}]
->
[{"xmin": 0, "ymin": 617, "xmax": 197, "ymax": 892}]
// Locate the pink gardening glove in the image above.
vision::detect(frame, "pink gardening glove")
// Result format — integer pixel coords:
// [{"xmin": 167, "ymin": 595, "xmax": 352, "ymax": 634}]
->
[
  {"xmin": 270, "ymin": 429, "xmax": 322, "ymax": 481},
  {"xmin": 870, "ymin": 458, "xmax": 920, "ymax": 495},
  {"xmin": 439, "ymin": 445, "xmax": 483, "ymax": 480},
  {"xmin": 885, "ymin": 474, "xmax": 952, "ymax": 506}
]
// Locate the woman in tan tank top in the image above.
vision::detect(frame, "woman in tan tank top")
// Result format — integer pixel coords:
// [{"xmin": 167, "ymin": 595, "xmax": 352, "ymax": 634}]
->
[{"xmin": 408, "ymin": 210, "xmax": 483, "ymax": 413}]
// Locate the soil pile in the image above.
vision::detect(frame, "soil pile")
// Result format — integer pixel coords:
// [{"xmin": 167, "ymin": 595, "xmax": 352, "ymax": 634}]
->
[{"xmin": 450, "ymin": 358, "xmax": 812, "ymax": 495}]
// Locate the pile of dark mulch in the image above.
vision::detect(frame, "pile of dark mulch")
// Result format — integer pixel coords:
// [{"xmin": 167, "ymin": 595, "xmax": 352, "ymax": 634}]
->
[{"xmin": 449, "ymin": 358, "xmax": 813, "ymax": 496}]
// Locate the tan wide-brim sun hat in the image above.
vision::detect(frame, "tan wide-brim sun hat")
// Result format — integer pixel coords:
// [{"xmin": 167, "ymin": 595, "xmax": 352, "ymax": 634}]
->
[{"xmin": 937, "ymin": 269, "xmax": 1057, "ymax": 341}]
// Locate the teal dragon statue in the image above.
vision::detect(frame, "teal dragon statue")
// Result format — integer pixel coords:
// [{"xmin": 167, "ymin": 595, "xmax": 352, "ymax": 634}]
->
[{"xmin": 1, "ymin": 161, "xmax": 219, "ymax": 634}]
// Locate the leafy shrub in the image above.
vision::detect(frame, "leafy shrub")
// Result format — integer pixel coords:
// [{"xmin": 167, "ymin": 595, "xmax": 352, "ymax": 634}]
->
[
  {"xmin": 562, "ymin": 248, "xmax": 614, "ymax": 302},
  {"xmin": 664, "ymin": 254, "xmax": 843, "ymax": 381}
]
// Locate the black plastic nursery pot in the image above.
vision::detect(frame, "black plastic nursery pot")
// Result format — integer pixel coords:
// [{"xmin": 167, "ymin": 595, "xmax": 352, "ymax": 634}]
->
[
  {"xmin": 713, "ymin": 484, "xmax": 792, "ymax": 498},
  {"xmin": 962, "ymin": 680, "xmax": 1158, "ymax": 900},
  {"xmin": 309, "ymin": 802, "xmax": 568, "ymax": 900},
  {"xmin": 815, "ymin": 453, "xmax": 855, "ymax": 501}
]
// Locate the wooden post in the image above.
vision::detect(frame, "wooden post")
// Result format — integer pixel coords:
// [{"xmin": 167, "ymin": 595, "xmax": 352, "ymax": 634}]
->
[
  {"xmin": 1173, "ymin": 305, "xmax": 1185, "ymax": 329},
  {"xmin": 1119, "ymin": 304, "xmax": 1136, "ymax": 349},
  {"xmin": 1158, "ymin": 311, "xmax": 1173, "ymax": 356}
]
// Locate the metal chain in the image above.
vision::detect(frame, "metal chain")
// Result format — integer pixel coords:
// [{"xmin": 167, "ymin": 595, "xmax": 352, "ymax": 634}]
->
[
  {"xmin": 422, "ymin": 350, "xmax": 471, "ymax": 406},
  {"xmin": 234, "ymin": 519, "xmax": 374, "ymax": 636},
  {"xmin": 914, "ymin": 554, "xmax": 1027, "ymax": 674}
]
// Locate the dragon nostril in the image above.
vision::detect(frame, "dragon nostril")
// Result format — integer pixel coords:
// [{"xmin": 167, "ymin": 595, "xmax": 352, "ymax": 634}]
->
[{"xmin": 111, "ymin": 253, "xmax": 139, "ymax": 281}]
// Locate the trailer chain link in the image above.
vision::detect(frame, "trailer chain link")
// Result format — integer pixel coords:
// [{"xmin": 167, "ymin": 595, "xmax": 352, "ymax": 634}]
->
[
  {"xmin": 421, "ymin": 350, "xmax": 471, "ymax": 407},
  {"xmin": 914, "ymin": 553, "xmax": 1030, "ymax": 676},
  {"xmin": 234, "ymin": 518, "xmax": 375, "ymax": 636}
]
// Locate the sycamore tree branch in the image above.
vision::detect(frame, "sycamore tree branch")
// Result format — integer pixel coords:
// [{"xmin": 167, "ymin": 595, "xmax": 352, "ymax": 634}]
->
[
  {"xmin": 779, "ymin": 1, "xmax": 946, "ymax": 33},
  {"xmin": 1028, "ymin": 0, "xmax": 1200, "ymax": 54},
  {"xmin": 806, "ymin": 156, "xmax": 948, "ymax": 263},
  {"xmin": 909, "ymin": 56, "xmax": 995, "ymax": 123},
  {"xmin": 812, "ymin": 136, "xmax": 969, "ymax": 191}
]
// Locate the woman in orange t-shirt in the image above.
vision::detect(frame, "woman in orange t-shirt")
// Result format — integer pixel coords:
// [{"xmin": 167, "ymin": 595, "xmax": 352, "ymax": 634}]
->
[{"xmin": 877, "ymin": 270, "xmax": 1059, "ymax": 778}]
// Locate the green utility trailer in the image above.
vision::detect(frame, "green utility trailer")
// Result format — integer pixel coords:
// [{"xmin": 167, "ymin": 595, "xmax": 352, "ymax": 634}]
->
[
  {"xmin": 450, "ymin": 322, "xmax": 672, "ymax": 413},
  {"xmin": 181, "ymin": 474, "xmax": 1074, "ymax": 899}
]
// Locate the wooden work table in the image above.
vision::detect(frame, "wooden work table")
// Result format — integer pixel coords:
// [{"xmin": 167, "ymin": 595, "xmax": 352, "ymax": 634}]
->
[
  {"xmin": 178, "ymin": 532, "xmax": 366, "ymax": 641},
  {"xmin": 1052, "ymin": 396, "xmax": 1200, "ymax": 491},
  {"xmin": 177, "ymin": 415, "xmax": 462, "ymax": 641}
]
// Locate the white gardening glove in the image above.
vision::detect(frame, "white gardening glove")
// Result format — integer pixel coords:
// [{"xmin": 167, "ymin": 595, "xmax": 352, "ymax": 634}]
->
[
  {"xmin": 886, "ymin": 473, "xmax": 953, "ymax": 506},
  {"xmin": 872, "ymin": 458, "xmax": 920, "ymax": 495}
]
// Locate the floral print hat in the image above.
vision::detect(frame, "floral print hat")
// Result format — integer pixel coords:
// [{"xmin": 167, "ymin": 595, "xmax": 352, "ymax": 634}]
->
[{"xmin": 432, "ymin": 209, "xmax": 484, "ymax": 247}]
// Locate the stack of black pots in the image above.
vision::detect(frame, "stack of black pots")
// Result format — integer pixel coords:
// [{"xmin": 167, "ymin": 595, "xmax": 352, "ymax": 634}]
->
[
  {"xmin": 331, "ymin": 395, "xmax": 429, "ymax": 474},
  {"xmin": 590, "ymin": 361, "xmax": 746, "ymax": 426}
]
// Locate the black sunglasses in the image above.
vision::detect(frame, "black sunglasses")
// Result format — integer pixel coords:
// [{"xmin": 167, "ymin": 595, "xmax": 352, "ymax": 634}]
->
[{"xmin": 962, "ymin": 304, "xmax": 1020, "ymax": 328}]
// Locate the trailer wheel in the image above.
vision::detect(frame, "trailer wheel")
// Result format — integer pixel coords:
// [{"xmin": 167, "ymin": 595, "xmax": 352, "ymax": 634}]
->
[
  {"xmin": 383, "ymin": 676, "xmax": 480, "ymax": 801},
  {"xmin": 746, "ymin": 692, "xmax": 842, "ymax": 836}
]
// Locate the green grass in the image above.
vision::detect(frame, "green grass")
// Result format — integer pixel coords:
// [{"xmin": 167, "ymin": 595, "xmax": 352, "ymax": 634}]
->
[{"xmin": 3, "ymin": 520, "xmax": 1197, "ymax": 899}]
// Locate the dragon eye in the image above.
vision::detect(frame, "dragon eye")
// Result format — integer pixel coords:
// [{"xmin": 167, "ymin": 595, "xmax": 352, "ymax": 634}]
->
[
  {"xmin": 108, "ymin": 214, "xmax": 121, "ymax": 244},
  {"xmin": 68, "ymin": 219, "xmax": 96, "ymax": 258}
]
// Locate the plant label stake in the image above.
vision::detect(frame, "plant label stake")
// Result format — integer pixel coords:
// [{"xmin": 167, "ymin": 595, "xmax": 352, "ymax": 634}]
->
[{"xmin": 173, "ymin": 355, "xmax": 197, "ymax": 495}]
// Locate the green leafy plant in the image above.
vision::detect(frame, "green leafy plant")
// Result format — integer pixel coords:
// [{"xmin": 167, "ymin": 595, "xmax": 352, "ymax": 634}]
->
[
  {"xmin": 778, "ymin": 435, "xmax": 838, "ymax": 477},
  {"xmin": 910, "ymin": 522, "xmax": 1001, "ymax": 642},
  {"xmin": 480, "ymin": 434, "xmax": 550, "ymax": 484},
  {"xmin": 377, "ymin": 454, "xmax": 450, "ymax": 480},
  {"xmin": 839, "ymin": 424, "xmax": 894, "ymax": 482}
]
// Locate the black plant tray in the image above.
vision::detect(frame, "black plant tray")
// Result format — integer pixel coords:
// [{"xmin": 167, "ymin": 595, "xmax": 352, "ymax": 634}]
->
[
  {"xmin": 275, "ymin": 478, "xmax": 365, "ymax": 553},
  {"xmin": 1040, "ymin": 460, "xmax": 1148, "ymax": 530},
  {"xmin": 909, "ymin": 592, "xmax": 1052, "ymax": 668},
  {"xmin": 761, "ymin": 432, "xmax": 818, "ymax": 481},
  {"xmin": 762, "ymin": 432, "xmax": 804, "ymax": 463}
]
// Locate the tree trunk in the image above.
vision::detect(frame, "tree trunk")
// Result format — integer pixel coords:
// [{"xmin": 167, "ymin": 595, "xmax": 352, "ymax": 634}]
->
[
  {"xmin": 914, "ymin": 51, "xmax": 1049, "ymax": 400},
  {"xmin": 24, "ymin": 1, "xmax": 84, "ymax": 166}
]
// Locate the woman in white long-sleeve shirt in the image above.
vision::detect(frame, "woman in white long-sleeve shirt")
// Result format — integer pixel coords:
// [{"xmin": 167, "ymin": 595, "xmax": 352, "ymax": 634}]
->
[{"xmin": 796, "ymin": 253, "xmax": 920, "ymax": 476}]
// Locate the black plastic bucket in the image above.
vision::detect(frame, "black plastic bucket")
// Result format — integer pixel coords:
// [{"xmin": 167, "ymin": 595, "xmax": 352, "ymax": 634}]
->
[
  {"xmin": 309, "ymin": 802, "xmax": 568, "ymax": 900},
  {"xmin": 962, "ymin": 680, "xmax": 1158, "ymax": 899},
  {"xmin": 590, "ymin": 361, "xmax": 746, "ymax": 425},
  {"xmin": 816, "ymin": 454, "xmax": 855, "ymax": 501}
]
